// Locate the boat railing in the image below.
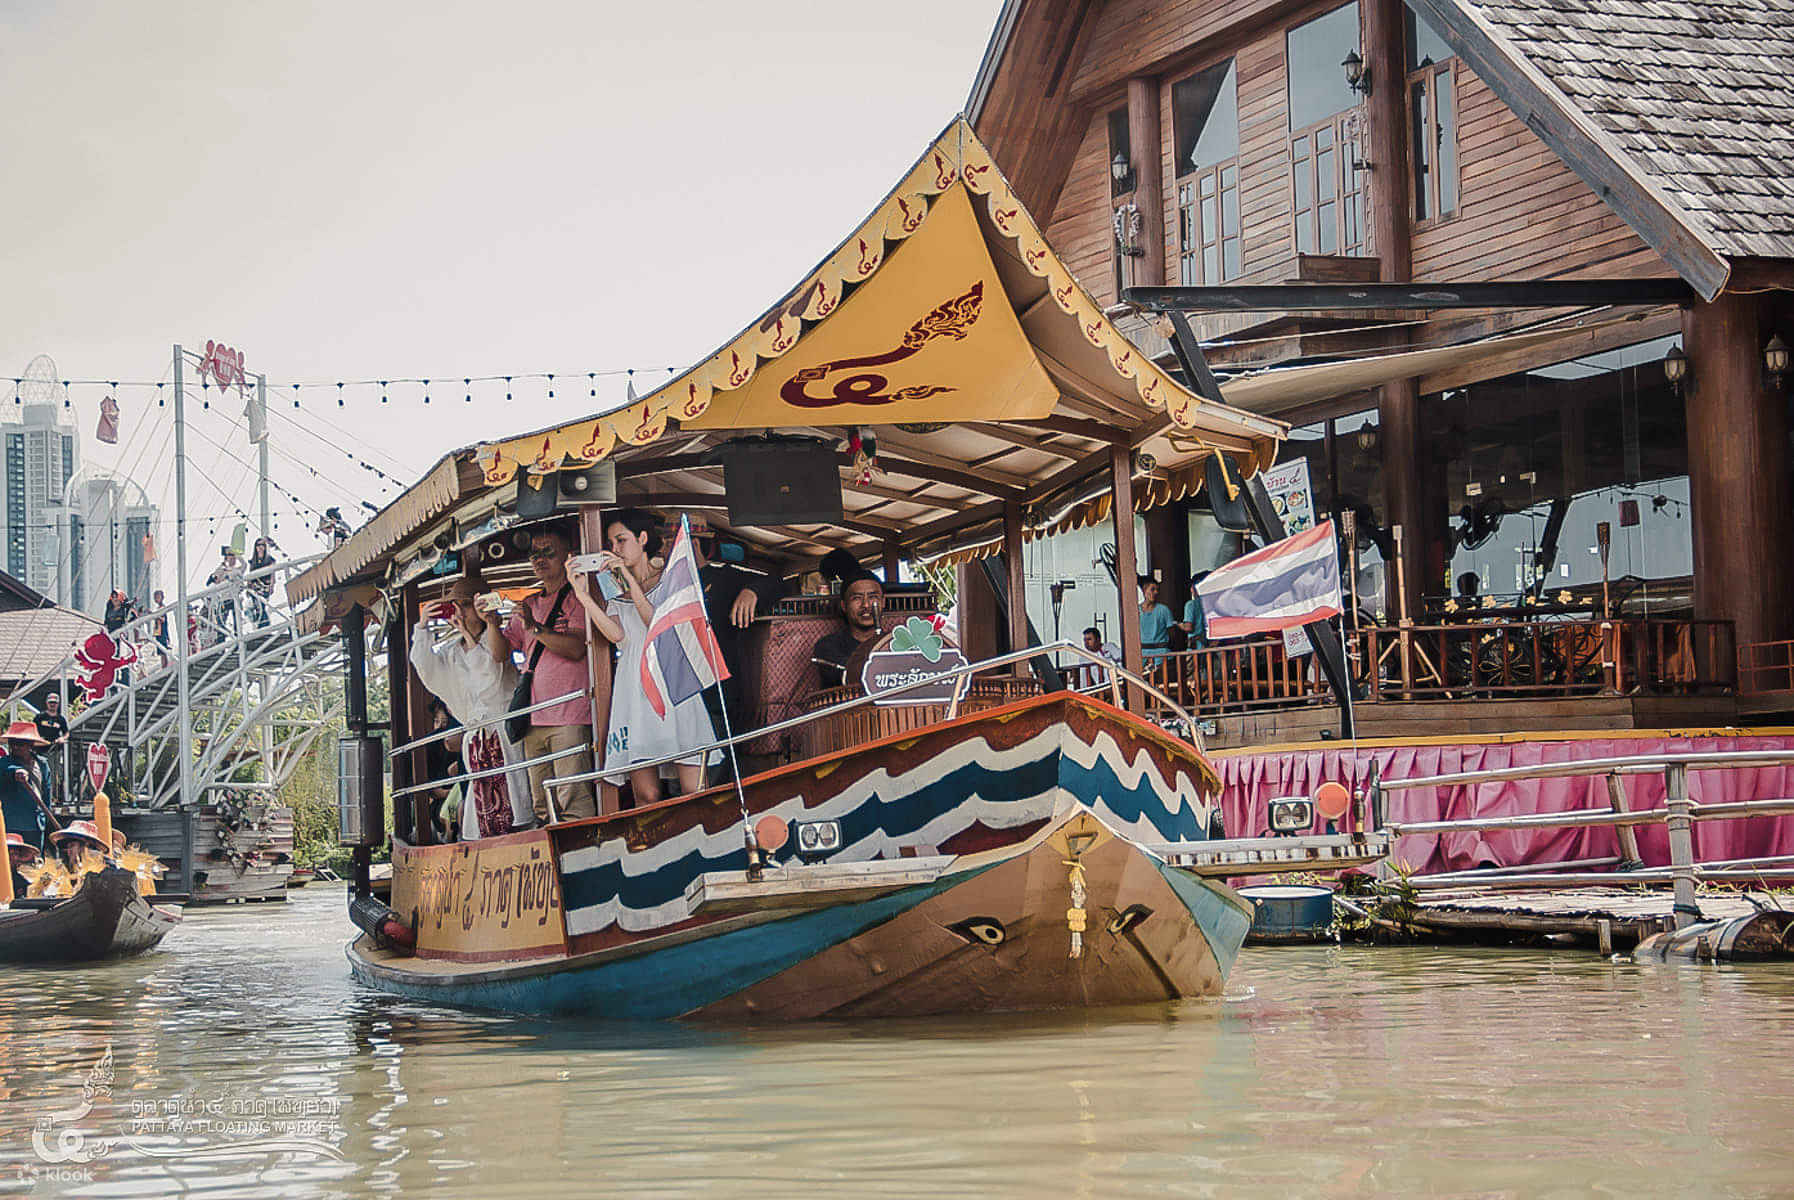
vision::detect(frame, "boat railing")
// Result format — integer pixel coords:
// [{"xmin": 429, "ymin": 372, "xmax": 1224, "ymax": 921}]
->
[
  {"xmin": 537, "ymin": 639, "xmax": 1209, "ymax": 811},
  {"xmin": 385, "ymin": 688, "xmax": 587, "ymax": 802},
  {"xmin": 1374, "ymin": 748, "xmax": 1794, "ymax": 928}
]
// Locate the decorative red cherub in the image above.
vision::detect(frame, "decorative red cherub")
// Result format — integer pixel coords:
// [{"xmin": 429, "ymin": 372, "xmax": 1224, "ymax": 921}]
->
[{"xmin": 73, "ymin": 631, "xmax": 140, "ymax": 703}]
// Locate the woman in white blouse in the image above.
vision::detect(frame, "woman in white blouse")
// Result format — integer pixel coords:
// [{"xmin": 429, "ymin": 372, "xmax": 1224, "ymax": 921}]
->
[{"xmin": 408, "ymin": 577, "xmax": 534, "ymax": 838}]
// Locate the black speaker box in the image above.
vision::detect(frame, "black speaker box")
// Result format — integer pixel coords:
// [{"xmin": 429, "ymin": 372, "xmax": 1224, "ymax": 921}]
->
[{"xmin": 718, "ymin": 440, "xmax": 843, "ymax": 528}]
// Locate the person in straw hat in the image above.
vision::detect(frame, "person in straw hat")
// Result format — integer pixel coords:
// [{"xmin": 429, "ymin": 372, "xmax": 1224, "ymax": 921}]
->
[
  {"xmin": 0, "ymin": 721, "xmax": 54, "ymax": 856},
  {"xmin": 50, "ymin": 820, "xmax": 109, "ymax": 872},
  {"xmin": 5, "ymin": 831, "xmax": 39, "ymax": 900}
]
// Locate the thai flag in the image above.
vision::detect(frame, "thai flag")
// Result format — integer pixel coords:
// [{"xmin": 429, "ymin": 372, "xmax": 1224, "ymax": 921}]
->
[
  {"xmin": 1196, "ymin": 520, "xmax": 1343, "ymax": 638},
  {"xmin": 640, "ymin": 516, "xmax": 730, "ymax": 718}
]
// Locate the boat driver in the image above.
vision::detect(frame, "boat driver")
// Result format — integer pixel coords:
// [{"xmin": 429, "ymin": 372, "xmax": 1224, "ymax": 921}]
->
[
  {"xmin": 811, "ymin": 570, "xmax": 885, "ymax": 691},
  {"xmin": 0, "ymin": 722, "xmax": 53, "ymax": 857}
]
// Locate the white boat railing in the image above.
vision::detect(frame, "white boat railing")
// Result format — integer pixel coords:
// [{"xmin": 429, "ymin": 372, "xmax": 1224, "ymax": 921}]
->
[{"xmin": 537, "ymin": 639, "xmax": 1209, "ymax": 802}]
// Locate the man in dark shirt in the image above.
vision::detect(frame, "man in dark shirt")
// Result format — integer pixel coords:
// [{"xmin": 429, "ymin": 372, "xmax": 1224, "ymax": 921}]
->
[
  {"xmin": 691, "ymin": 525, "xmax": 784, "ymax": 741},
  {"xmin": 811, "ymin": 573, "xmax": 885, "ymax": 690},
  {"xmin": 33, "ymin": 693, "xmax": 69, "ymax": 807}
]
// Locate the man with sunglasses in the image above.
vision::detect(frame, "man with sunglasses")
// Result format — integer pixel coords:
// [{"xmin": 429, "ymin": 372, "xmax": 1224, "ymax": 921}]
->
[{"xmin": 502, "ymin": 527, "xmax": 597, "ymax": 821}]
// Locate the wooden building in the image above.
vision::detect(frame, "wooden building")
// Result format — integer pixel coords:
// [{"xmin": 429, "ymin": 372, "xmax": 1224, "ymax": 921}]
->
[{"xmin": 968, "ymin": 0, "xmax": 1794, "ymax": 697}]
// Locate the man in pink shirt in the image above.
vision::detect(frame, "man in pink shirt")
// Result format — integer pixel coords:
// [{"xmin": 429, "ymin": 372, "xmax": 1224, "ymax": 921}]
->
[{"xmin": 503, "ymin": 527, "xmax": 597, "ymax": 821}]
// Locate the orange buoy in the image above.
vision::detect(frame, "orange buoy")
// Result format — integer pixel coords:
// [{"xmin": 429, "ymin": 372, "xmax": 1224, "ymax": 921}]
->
[{"xmin": 1314, "ymin": 781, "xmax": 1351, "ymax": 822}]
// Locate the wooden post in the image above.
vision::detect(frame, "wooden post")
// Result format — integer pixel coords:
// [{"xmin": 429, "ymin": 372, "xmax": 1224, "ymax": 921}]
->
[
  {"xmin": 882, "ymin": 540, "xmax": 903, "ymax": 587},
  {"xmin": 394, "ymin": 587, "xmax": 423, "ymax": 844},
  {"xmin": 1605, "ymin": 772, "xmax": 1644, "ymax": 870},
  {"xmin": 1684, "ymin": 293, "xmax": 1793, "ymax": 650},
  {"xmin": 1393, "ymin": 524, "xmax": 1413, "ymax": 694},
  {"xmin": 1363, "ymin": 0, "xmax": 1431, "ymax": 631},
  {"xmin": 0, "ymin": 799, "xmax": 13, "ymax": 903},
  {"xmin": 1126, "ymin": 76, "xmax": 1166, "ymax": 288},
  {"xmin": 1596, "ymin": 918, "xmax": 1614, "ymax": 957},
  {"xmin": 1110, "ymin": 444, "xmax": 1144, "ymax": 710},
  {"xmin": 1002, "ymin": 501, "xmax": 1028, "ymax": 662},
  {"xmin": 578, "ymin": 507, "xmax": 616, "ymax": 815},
  {"xmin": 1663, "ymin": 763, "xmax": 1698, "ymax": 930}
]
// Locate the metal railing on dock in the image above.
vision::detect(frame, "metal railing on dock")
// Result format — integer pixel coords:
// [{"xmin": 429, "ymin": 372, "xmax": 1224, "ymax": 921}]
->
[{"xmin": 1377, "ymin": 749, "xmax": 1794, "ymax": 928}]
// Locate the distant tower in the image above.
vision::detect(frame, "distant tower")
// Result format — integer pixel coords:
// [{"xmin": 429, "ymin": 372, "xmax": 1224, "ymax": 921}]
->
[{"xmin": 4, "ymin": 356, "xmax": 81, "ymax": 598}]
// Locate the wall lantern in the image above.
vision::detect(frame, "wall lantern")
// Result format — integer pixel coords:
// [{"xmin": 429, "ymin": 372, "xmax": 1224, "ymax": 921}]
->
[
  {"xmin": 1765, "ymin": 333, "xmax": 1790, "ymax": 389},
  {"xmin": 1110, "ymin": 151, "xmax": 1135, "ymax": 193},
  {"xmin": 1342, "ymin": 49, "xmax": 1372, "ymax": 97},
  {"xmin": 1662, "ymin": 343, "xmax": 1689, "ymax": 394},
  {"xmin": 1354, "ymin": 425, "xmax": 1379, "ymax": 454}
]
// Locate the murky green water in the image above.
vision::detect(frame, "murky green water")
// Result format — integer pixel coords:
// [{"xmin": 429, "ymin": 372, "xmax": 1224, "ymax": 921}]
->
[{"xmin": 2, "ymin": 886, "xmax": 1791, "ymax": 1197}]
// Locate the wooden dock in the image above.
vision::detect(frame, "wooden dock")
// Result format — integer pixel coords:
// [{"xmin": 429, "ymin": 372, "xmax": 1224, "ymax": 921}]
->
[{"xmin": 1400, "ymin": 887, "xmax": 1769, "ymax": 951}]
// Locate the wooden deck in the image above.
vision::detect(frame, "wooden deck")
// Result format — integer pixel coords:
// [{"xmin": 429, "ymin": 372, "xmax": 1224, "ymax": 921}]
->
[
  {"xmin": 1207, "ymin": 694, "xmax": 1741, "ymax": 751},
  {"xmin": 1402, "ymin": 887, "xmax": 1765, "ymax": 950}
]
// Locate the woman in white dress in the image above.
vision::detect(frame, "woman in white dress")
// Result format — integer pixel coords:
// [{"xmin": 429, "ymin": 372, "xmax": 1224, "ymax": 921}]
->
[
  {"xmin": 570, "ymin": 509, "xmax": 716, "ymax": 804},
  {"xmin": 408, "ymin": 577, "xmax": 534, "ymax": 838}
]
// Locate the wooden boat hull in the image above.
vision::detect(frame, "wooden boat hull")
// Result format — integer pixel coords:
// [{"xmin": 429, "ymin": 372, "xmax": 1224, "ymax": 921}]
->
[
  {"xmin": 349, "ymin": 694, "xmax": 1248, "ymax": 1020},
  {"xmin": 0, "ymin": 867, "xmax": 182, "ymax": 963},
  {"xmin": 347, "ymin": 807, "xmax": 1251, "ymax": 1020}
]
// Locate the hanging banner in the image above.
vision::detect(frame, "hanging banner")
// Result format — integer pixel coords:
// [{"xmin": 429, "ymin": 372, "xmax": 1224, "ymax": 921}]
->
[
  {"xmin": 96, "ymin": 395, "xmax": 120, "ymax": 444},
  {"xmin": 86, "ymin": 743, "xmax": 112, "ymax": 795},
  {"xmin": 245, "ymin": 388, "xmax": 268, "ymax": 444},
  {"xmin": 1260, "ymin": 457, "xmax": 1316, "ymax": 535}
]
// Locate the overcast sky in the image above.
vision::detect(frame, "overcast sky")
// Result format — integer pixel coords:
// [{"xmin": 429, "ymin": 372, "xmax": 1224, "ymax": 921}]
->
[{"xmin": 0, "ymin": 1, "xmax": 1003, "ymax": 573}]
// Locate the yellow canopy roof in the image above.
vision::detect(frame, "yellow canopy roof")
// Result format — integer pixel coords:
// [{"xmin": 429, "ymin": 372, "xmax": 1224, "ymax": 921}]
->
[
  {"xmin": 291, "ymin": 119, "xmax": 1288, "ymax": 604},
  {"xmin": 469, "ymin": 119, "xmax": 1283, "ymax": 488}
]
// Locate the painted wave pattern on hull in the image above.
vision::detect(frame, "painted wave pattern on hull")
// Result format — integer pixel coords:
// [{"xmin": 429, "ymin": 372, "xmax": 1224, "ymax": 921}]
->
[{"xmin": 559, "ymin": 724, "xmax": 1214, "ymax": 938}]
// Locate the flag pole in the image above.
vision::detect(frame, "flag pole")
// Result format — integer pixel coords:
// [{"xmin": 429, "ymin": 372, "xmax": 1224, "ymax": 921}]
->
[{"xmin": 677, "ymin": 516, "xmax": 760, "ymax": 878}]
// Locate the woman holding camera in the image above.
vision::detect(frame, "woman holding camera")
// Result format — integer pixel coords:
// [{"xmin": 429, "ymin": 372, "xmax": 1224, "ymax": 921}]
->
[{"xmin": 570, "ymin": 508, "xmax": 717, "ymax": 805}]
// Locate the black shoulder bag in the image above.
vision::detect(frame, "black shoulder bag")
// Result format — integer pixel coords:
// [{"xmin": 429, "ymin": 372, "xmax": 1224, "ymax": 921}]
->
[{"xmin": 506, "ymin": 584, "xmax": 571, "ymax": 743}]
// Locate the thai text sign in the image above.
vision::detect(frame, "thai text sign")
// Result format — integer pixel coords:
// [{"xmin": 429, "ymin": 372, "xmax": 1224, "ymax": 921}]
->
[{"xmin": 392, "ymin": 830, "xmax": 567, "ymax": 961}]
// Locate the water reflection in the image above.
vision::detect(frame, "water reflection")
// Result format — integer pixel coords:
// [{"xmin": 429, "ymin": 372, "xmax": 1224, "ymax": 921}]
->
[{"xmin": 2, "ymin": 889, "xmax": 1791, "ymax": 1197}]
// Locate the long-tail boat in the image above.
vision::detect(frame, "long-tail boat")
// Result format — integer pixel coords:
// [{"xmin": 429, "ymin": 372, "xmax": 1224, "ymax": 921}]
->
[
  {"xmin": 0, "ymin": 867, "xmax": 181, "ymax": 963},
  {"xmin": 290, "ymin": 119, "xmax": 1385, "ymax": 1020}
]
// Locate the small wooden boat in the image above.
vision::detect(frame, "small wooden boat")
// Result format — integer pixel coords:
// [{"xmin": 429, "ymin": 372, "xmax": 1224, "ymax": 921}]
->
[
  {"xmin": 0, "ymin": 867, "xmax": 182, "ymax": 962},
  {"xmin": 286, "ymin": 866, "xmax": 316, "ymax": 888}
]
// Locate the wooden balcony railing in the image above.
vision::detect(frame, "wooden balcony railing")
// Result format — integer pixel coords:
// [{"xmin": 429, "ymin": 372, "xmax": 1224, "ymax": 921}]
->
[
  {"xmin": 1739, "ymin": 639, "xmax": 1794, "ymax": 695},
  {"xmin": 1138, "ymin": 618, "xmax": 1735, "ymax": 718}
]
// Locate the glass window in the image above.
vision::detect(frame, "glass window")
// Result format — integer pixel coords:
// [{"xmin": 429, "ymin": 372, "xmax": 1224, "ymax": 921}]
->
[
  {"xmin": 1174, "ymin": 60, "xmax": 1239, "ymax": 175},
  {"xmin": 1436, "ymin": 336, "xmax": 1691, "ymax": 607},
  {"xmin": 1436, "ymin": 74, "xmax": 1457, "ymax": 213},
  {"xmin": 1405, "ymin": 4, "xmax": 1454, "ymax": 70},
  {"xmin": 1287, "ymin": 3, "xmax": 1361, "ymax": 131}
]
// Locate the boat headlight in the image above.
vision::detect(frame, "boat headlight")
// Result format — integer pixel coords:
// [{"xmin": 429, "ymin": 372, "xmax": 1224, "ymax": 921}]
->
[
  {"xmin": 792, "ymin": 820, "xmax": 841, "ymax": 860},
  {"xmin": 1267, "ymin": 796, "xmax": 1314, "ymax": 835}
]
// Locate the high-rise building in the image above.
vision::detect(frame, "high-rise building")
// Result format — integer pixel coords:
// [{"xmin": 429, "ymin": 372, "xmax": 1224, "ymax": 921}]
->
[
  {"xmin": 61, "ymin": 475, "xmax": 159, "ymax": 615},
  {"xmin": 1, "ymin": 402, "xmax": 80, "ymax": 598}
]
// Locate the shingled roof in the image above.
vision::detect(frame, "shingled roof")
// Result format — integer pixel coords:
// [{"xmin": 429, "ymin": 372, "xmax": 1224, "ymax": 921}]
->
[{"xmin": 1412, "ymin": 0, "xmax": 1794, "ymax": 296}]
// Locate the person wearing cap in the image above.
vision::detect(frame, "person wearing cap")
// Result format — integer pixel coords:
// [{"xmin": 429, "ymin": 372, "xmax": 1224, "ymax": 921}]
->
[
  {"xmin": 34, "ymin": 693, "xmax": 69, "ymax": 806},
  {"xmin": 0, "ymin": 722, "xmax": 53, "ymax": 855}
]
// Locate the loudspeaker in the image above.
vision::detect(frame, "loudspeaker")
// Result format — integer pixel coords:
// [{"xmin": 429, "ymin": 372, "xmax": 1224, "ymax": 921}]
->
[
  {"xmin": 516, "ymin": 471, "xmax": 559, "ymax": 519},
  {"xmin": 1205, "ymin": 452, "xmax": 1252, "ymax": 533},
  {"xmin": 717, "ymin": 439, "xmax": 843, "ymax": 527}
]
